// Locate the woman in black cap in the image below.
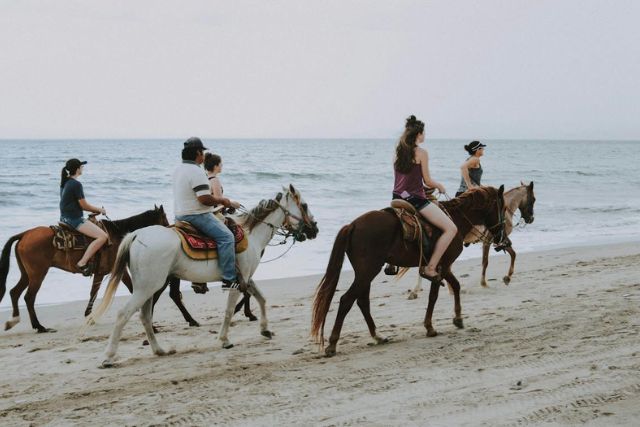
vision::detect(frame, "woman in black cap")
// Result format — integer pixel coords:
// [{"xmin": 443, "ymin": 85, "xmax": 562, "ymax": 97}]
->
[
  {"xmin": 456, "ymin": 141, "xmax": 486, "ymax": 197},
  {"xmin": 60, "ymin": 158, "xmax": 108, "ymax": 276}
]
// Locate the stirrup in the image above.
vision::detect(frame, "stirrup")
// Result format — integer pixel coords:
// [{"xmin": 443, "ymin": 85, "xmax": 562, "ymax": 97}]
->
[
  {"xmin": 78, "ymin": 263, "xmax": 94, "ymax": 277},
  {"xmin": 191, "ymin": 282, "xmax": 209, "ymax": 294}
]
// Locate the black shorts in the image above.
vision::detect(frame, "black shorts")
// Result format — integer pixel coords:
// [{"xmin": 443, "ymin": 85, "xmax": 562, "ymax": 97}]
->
[{"xmin": 392, "ymin": 193, "xmax": 430, "ymax": 211}]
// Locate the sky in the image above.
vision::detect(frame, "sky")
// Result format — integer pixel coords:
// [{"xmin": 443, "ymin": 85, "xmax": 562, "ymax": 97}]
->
[{"xmin": 0, "ymin": 0, "xmax": 639, "ymax": 140}]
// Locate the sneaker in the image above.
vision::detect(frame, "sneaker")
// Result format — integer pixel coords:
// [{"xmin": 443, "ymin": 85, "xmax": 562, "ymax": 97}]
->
[{"xmin": 221, "ymin": 279, "xmax": 242, "ymax": 291}]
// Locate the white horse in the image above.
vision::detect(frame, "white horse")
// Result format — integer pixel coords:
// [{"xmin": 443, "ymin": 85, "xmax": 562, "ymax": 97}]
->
[{"xmin": 86, "ymin": 185, "xmax": 317, "ymax": 367}]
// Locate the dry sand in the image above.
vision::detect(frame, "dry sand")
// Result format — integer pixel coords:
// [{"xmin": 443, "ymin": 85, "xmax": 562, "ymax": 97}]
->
[{"xmin": 1, "ymin": 242, "xmax": 639, "ymax": 426}]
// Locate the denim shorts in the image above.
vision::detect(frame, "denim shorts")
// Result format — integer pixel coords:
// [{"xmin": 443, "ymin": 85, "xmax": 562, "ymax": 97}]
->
[
  {"xmin": 392, "ymin": 193, "xmax": 431, "ymax": 211},
  {"xmin": 60, "ymin": 216, "xmax": 86, "ymax": 229}
]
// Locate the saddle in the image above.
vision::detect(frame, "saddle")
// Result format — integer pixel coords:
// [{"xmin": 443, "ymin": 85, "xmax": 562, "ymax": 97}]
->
[
  {"xmin": 50, "ymin": 217, "xmax": 111, "ymax": 251},
  {"xmin": 385, "ymin": 200, "xmax": 436, "ymax": 243},
  {"xmin": 173, "ymin": 218, "xmax": 248, "ymax": 260}
]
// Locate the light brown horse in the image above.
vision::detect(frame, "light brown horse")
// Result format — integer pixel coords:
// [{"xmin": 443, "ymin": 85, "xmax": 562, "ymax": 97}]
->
[
  {"xmin": 480, "ymin": 181, "xmax": 535, "ymax": 287},
  {"xmin": 0, "ymin": 206, "xmax": 176, "ymax": 332},
  {"xmin": 311, "ymin": 186, "xmax": 506, "ymax": 356}
]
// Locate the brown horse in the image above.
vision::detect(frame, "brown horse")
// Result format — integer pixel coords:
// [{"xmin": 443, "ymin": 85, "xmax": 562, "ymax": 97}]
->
[
  {"xmin": 311, "ymin": 186, "xmax": 506, "ymax": 356},
  {"xmin": 480, "ymin": 181, "xmax": 535, "ymax": 287},
  {"xmin": 0, "ymin": 206, "xmax": 188, "ymax": 333}
]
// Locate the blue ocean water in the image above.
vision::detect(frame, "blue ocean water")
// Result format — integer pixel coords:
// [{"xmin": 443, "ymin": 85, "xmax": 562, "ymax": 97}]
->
[{"xmin": 1, "ymin": 138, "xmax": 639, "ymax": 307}]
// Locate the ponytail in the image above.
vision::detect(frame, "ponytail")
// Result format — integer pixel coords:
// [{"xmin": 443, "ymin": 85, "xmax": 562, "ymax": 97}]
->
[{"xmin": 60, "ymin": 167, "xmax": 70, "ymax": 188}]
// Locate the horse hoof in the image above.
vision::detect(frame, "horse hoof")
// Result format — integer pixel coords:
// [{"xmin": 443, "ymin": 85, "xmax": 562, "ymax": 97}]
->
[
  {"xmin": 453, "ymin": 318, "xmax": 464, "ymax": 329},
  {"xmin": 189, "ymin": 321, "xmax": 201, "ymax": 327},
  {"xmin": 480, "ymin": 281, "xmax": 489, "ymax": 288},
  {"xmin": 248, "ymin": 315, "xmax": 258, "ymax": 322},
  {"xmin": 407, "ymin": 292, "xmax": 418, "ymax": 300},
  {"xmin": 100, "ymin": 360, "xmax": 115, "ymax": 369},
  {"xmin": 372, "ymin": 336, "xmax": 390, "ymax": 345},
  {"xmin": 155, "ymin": 348, "xmax": 175, "ymax": 356},
  {"xmin": 261, "ymin": 330, "xmax": 273, "ymax": 339},
  {"xmin": 142, "ymin": 340, "xmax": 149, "ymax": 346},
  {"xmin": 426, "ymin": 329, "xmax": 438, "ymax": 337},
  {"xmin": 222, "ymin": 343, "xmax": 234, "ymax": 349},
  {"xmin": 324, "ymin": 347, "xmax": 337, "ymax": 357},
  {"xmin": 503, "ymin": 276, "xmax": 511, "ymax": 285},
  {"xmin": 37, "ymin": 327, "xmax": 57, "ymax": 333}
]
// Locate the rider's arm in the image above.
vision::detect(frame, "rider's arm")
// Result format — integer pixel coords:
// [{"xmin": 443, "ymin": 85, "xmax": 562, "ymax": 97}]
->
[
  {"xmin": 78, "ymin": 199, "xmax": 104, "ymax": 214},
  {"xmin": 460, "ymin": 157, "xmax": 479, "ymax": 189},
  {"xmin": 197, "ymin": 194, "xmax": 231, "ymax": 207},
  {"xmin": 417, "ymin": 148, "xmax": 446, "ymax": 194}
]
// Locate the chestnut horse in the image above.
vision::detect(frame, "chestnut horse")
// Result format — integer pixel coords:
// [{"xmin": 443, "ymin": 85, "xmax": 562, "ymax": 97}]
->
[
  {"xmin": 0, "ymin": 206, "xmax": 177, "ymax": 332},
  {"xmin": 311, "ymin": 186, "xmax": 506, "ymax": 356}
]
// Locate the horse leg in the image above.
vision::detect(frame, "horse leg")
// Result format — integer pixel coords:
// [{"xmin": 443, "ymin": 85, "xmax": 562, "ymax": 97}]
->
[
  {"xmin": 84, "ymin": 274, "xmax": 104, "ymax": 317},
  {"xmin": 140, "ymin": 298, "xmax": 174, "ymax": 356},
  {"xmin": 325, "ymin": 283, "xmax": 360, "ymax": 357},
  {"xmin": 166, "ymin": 276, "xmax": 199, "ymax": 327},
  {"xmin": 219, "ymin": 288, "xmax": 243, "ymax": 349},
  {"xmin": 102, "ymin": 287, "xmax": 155, "ymax": 367},
  {"xmin": 480, "ymin": 242, "xmax": 490, "ymax": 287},
  {"xmin": 442, "ymin": 270, "xmax": 464, "ymax": 329},
  {"xmin": 246, "ymin": 279, "xmax": 270, "ymax": 337},
  {"xmin": 424, "ymin": 279, "xmax": 442, "ymax": 337},
  {"xmin": 356, "ymin": 282, "xmax": 388, "ymax": 345},
  {"xmin": 24, "ymin": 269, "xmax": 55, "ymax": 333},
  {"xmin": 503, "ymin": 246, "xmax": 516, "ymax": 285},
  {"xmin": 408, "ymin": 276, "xmax": 422, "ymax": 300},
  {"xmin": 234, "ymin": 292, "xmax": 257, "ymax": 321},
  {"xmin": 6, "ymin": 275, "xmax": 28, "ymax": 330}
]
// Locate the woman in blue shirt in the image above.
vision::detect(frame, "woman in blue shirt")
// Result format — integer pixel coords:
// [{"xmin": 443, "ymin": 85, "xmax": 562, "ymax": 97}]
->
[{"xmin": 59, "ymin": 158, "xmax": 108, "ymax": 276}]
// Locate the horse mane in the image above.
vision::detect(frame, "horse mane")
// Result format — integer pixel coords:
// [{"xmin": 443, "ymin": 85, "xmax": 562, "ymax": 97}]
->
[
  {"xmin": 237, "ymin": 199, "xmax": 281, "ymax": 231},
  {"xmin": 441, "ymin": 186, "xmax": 496, "ymax": 212},
  {"xmin": 101, "ymin": 208, "xmax": 159, "ymax": 237}
]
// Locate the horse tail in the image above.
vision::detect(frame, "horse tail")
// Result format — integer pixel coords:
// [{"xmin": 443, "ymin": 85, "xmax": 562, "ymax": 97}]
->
[
  {"xmin": 311, "ymin": 224, "xmax": 353, "ymax": 344},
  {"xmin": 84, "ymin": 232, "xmax": 136, "ymax": 329},
  {"xmin": 0, "ymin": 232, "xmax": 26, "ymax": 304}
]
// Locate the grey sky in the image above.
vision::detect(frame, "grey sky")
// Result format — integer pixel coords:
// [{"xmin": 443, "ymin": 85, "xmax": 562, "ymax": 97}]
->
[{"xmin": 1, "ymin": 0, "xmax": 638, "ymax": 139}]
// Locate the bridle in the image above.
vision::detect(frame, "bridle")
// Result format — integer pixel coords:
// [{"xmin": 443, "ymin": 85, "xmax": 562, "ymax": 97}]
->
[{"xmin": 238, "ymin": 190, "xmax": 316, "ymax": 243}]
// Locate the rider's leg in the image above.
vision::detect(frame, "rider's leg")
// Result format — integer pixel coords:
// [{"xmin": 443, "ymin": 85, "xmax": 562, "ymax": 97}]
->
[
  {"xmin": 418, "ymin": 203, "xmax": 457, "ymax": 277},
  {"xmin": 177, "ymin": 213, "xmax": 237, "ymax": 284},
  {"xmin": 76, "ymin": 221, "xmax": 108, "ymax": 268}
]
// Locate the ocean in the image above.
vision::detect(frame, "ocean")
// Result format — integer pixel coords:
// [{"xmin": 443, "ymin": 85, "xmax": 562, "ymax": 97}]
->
[{"xmin": 1, "ymin": 138, "xmax": 639, "ymax": 308}]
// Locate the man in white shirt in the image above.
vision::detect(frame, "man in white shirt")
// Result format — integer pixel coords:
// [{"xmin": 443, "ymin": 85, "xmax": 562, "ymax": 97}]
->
[{"xmin": 173, "ymin": 137, "xmax": 239, "ymax": 289}]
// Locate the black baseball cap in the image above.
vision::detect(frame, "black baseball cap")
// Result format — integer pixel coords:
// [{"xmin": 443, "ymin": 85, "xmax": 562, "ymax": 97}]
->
[
  {"xmin": 65, "ymin": 158, "xmax": 87, "ymax": 170},
  {"xmin": 183, "ymin": 137, "xmax": 208, "ymax": 150}
]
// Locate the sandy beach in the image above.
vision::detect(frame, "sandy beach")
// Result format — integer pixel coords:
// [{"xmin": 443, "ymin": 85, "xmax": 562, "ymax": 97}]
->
[{"xmin": 1, "ymin": 241, "xmax": 639, "ymax": 426}]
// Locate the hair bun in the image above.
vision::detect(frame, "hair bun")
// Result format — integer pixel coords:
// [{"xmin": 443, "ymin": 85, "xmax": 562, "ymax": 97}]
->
[{"xmin": 406, "ymin": 115, "xmax": 418, "ymax": 128}]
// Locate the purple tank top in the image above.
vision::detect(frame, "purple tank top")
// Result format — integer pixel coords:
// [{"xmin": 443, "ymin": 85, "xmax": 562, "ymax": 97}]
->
[{"xmin": 393, "ymin": 163, "xmax": 426, "ymax": 199}]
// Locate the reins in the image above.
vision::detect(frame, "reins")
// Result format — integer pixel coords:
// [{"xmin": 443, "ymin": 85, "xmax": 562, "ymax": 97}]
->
[{"xmin": 440, "ymin": 191, "xmax": 506, "ymax": 246}]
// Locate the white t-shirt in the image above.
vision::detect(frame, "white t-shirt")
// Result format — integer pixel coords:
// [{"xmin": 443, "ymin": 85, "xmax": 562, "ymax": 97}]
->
[{"xmin": 173, "ymin": 161, "xmax": 214, "ymax": 216}]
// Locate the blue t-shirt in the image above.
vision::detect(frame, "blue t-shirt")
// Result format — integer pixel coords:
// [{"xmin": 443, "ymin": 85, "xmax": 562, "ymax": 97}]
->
[{"xmin": 60, "ymin": 178, "xmax": 85, "ymax": 219}]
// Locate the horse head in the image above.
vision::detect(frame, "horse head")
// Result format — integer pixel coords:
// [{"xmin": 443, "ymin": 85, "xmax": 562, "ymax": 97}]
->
[
  {"xmin": 518, "ymin": 181, "xmax": 535, "ymax": 224},
  {"xmin": 279, "ymin": 184, "xmax": 319, "ymax": 241},
  {"xmin": 153, "ymin": 204, "xmax": 170, "ymax": 227}
]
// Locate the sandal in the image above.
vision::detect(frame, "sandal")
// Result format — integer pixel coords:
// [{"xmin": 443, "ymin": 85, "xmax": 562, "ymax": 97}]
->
[{"xmin": 77, "ymin": 263, "xmax": 94, "ymax": 277}]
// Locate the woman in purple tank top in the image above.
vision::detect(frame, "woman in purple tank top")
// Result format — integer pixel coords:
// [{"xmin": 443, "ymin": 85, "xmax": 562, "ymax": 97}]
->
[{"xmin": 392, "ymin": 115, "xmax": 457, "ymax": 282}]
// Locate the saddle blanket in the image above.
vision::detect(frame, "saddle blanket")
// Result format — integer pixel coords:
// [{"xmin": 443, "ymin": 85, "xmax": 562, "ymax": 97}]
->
[
  {"xmin": 50, "ymin": 220, "xmax": 110, "ymax": 251},
  {"xmin": 173, "ymin": 220, "xmax": 248, "ymax": 260}
]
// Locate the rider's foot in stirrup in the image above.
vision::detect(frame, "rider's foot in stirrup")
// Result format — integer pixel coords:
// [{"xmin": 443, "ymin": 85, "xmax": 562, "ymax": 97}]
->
[{"xmin": 221, "ymin": 279, "xmax": 240, "ymax": 291}]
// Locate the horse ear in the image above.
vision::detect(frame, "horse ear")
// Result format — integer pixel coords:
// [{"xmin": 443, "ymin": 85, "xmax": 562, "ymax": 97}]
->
[
  {"xmin": 498, "ymin": 184, "xmax": 504, "ymax": 196},
  {"xmin": 289, "ymin": 183, "xmax": 296, "ymax": 194},
  {"xmin": 529, "ymin": 181, "xmax": 534, "ymax": 190},
  {"xmin": 154, "ymin": 204, "xmax": 158, "ymax": 209},
  {"xmin": 159, "ymin": 204, "xmax": 164, "ymax": 212},
  {"xmin": 520, "ymin": 180, "xmax": 524, "ymax": 186}
]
